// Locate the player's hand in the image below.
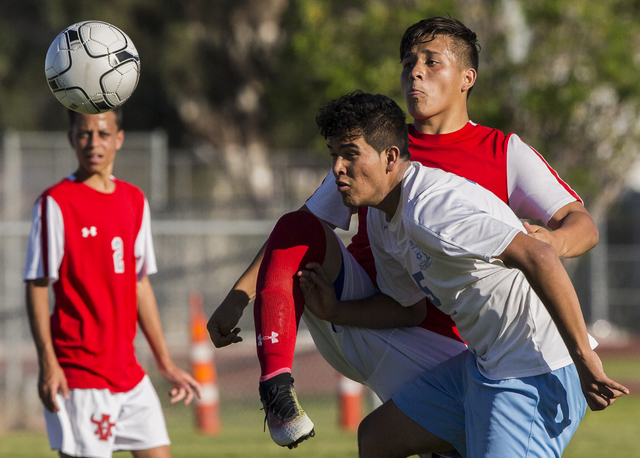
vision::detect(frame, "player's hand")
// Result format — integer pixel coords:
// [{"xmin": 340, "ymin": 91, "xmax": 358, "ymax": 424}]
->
[
  {"xmin": 207, "ymin": 291, "xmax": 246, "ymax": 348},
  {"xmin": 573, "ymin": 349, "xmax": 629, "ymax": 411},
  {"xmin": 38, "ymin": 359, "xmax": 69, "ymax": 413},
  {"xmin": 160, "ymin": 363, "xmax": 202, "ymax": 405},
  {"xmin": 297, "ymin": 262, "xmax": 340, "ymax": 322},
  {"xmin": 523, "ymin": 222, "xmax": 561, "ymax": 255}
]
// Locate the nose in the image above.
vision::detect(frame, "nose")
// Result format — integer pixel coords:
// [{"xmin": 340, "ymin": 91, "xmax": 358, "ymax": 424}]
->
[
  {"xmin": 86, "ymin": 131, "xmax": 98, "ymax": 147},
  {"xmin": 333, "ymin": 156, "xmax": 346, "ymax": 177},
  {"xmin": 409, "ymin": 61, "xmax": 424, "ymax": 81}
]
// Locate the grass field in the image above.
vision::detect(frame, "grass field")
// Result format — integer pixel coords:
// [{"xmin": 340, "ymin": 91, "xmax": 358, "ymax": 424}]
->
[{"xmin": 2, "ymin": 354, "xmax": 639, "ymax": 457}]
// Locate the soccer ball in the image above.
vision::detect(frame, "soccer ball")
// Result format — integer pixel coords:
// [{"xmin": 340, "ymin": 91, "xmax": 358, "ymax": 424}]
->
[{"xmin": 45, "ymin": 21, "xmax": 140, "ymax": 114}]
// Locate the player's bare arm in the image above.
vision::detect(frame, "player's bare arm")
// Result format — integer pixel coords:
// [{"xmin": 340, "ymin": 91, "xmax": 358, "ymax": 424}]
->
[
  {"xmin": 137, "ymin": 275, "xmax": 202, "ymax": 405},
  {"xmin": 497, "ymin": 232, "xmax": 628, "ymax": 410},
  {"xmin": 25, "ymin": 277, "xmax": 69, "ymax": 412},
  {"xmin": 207, "ymin": 204, "xmax": 336, "ymax": 348},
  {"xmin": 524, "ymin": 201, "xmax": 599, "ymax": 258},
  {"xmin": 298, "ymin": 262, "xmax": 427, "ymax": 329}
]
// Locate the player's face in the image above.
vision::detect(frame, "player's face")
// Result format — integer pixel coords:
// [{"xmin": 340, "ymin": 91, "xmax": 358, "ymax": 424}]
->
[
  {"xmin": 68, "ymin": 111, "xmax": 124, "ymax": 178},
  {"xmin": 329, "ymin": 135, "xmax": 389, "ymax": 208},
  {"xmin": 400, "ymin": 35, "xmax": 471, "ymax": 128}
]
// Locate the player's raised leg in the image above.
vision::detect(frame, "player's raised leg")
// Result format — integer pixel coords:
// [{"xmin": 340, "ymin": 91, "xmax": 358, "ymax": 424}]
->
[{"xmin": 254, "ymin": 210, "xmax": 342, "ymax": 448}]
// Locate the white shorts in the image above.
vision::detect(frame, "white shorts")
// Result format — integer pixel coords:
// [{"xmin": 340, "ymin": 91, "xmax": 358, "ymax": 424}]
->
[
  {"xmin": 45, "ymin": 375, "xmax": 170, "ymax": 458},
  {"xmin": 303, "ymin": 234, "xmax": 468, "ymax": 402}
]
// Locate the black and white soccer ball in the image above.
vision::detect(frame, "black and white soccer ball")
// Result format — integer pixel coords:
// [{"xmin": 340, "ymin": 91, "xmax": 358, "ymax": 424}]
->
[{"xmin": 45, "ymin": 21, "xmax": 140, "ymax": 114}]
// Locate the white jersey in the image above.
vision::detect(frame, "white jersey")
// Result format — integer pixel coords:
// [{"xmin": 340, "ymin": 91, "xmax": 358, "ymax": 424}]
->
[
  {"xmin": 305, "ymin": 126, "xmax": 579, "ymax": 230},
  {"xmin": 367, "ymin": 162, "xmax": 578, "ymax": 380}
]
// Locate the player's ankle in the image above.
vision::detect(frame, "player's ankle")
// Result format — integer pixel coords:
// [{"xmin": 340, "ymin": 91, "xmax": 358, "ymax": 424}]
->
[{"xmin": 260, "ymin": 372, "xmax": 293, "ymax": 391}]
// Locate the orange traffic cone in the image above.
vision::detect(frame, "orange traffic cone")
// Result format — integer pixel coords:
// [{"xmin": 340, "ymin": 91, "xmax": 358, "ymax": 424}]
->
[
  {"xmin": 339, "ymin": 374, "xmax": 363, "ymax": 431},
  {"xmin": 189, "ymin": 291, "xmax": 221, "ymax": 435}
]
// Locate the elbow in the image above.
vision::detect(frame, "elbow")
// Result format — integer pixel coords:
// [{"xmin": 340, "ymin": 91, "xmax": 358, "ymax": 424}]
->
[
  {"xmin": 528, "ymin": 242, "xmax": 559, "ymax": 271},
  {"xmin": 588, "ymin": 224, "xmax": 600, "ymax": 251},
  {"xmin": 409, "ymin": 299, "xmax": 427, "ymax": 326}
]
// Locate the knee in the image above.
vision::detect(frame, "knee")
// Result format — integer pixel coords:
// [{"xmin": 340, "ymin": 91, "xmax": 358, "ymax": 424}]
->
[{"xmin": 358, "ymin": 413, "xmax": 384, "ymax": 458}]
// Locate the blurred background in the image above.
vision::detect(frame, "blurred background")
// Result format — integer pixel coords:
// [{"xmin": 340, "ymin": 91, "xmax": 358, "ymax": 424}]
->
[{"xmin": 1, "ymin": 0, "xmax": 640, "ymax": 456}]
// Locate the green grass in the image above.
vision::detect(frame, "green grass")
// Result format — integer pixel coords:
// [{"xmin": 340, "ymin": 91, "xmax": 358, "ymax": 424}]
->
[
  {"xmin": 2, "ymin": 355, "xmax": 638, "ymax": 457},
  {"xmin": 166, "ymin": 397, "xmax": 358, "ymax": 457}
]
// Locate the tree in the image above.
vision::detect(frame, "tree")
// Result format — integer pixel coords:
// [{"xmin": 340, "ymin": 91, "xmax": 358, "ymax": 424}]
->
[{"xmin": 1, "ymin": 0, "xmax": 639, "ymax": 220}]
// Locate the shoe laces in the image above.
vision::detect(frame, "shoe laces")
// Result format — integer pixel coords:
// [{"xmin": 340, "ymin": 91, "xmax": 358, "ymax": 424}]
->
[{"xmin": 261, "ymin": 384, "xmax": 300, "ymax": 430}]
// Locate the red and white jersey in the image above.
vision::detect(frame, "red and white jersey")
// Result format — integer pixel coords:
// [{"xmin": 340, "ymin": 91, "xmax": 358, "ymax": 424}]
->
[
  {"xmin": 24, "ymin": 176, "xmax": 157, "ymax": 393},
  {"xmin": 306, "ymin": 121, "xmax": 581, "ymax": 341}
]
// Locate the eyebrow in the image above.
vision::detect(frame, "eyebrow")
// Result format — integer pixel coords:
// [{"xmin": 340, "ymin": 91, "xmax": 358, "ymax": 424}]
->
[
  {"xmin": 403, "ymin": 48, "xmax": 444, "ymax": 60},
  {"xmin": 327, "ymin": 141, "xmax": 360, "ymax": 150}
]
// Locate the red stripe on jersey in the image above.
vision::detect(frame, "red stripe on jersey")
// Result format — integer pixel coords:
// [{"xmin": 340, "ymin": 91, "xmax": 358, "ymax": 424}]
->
[
  {"xmin": 40, "ymin": 197, "xmax": 49, "ymax": 278},
  {"xmin": 526, "ymin": 145, "xmax": 582, "ymax": 202}
]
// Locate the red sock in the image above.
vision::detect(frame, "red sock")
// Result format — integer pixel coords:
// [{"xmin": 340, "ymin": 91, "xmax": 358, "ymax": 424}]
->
[{"xmin": 254, "ymin": 211, "xmax": 327, "ymax": 381}]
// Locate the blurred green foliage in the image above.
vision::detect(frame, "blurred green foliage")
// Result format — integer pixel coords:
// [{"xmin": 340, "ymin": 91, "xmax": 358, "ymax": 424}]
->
[{"xmin": 1, "ymin": 0, "xmax": 639, "ymax": 211}]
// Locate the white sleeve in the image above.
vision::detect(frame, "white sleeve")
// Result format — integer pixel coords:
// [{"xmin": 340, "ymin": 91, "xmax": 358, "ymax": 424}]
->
[
  {"xmin": 305, "ymin": 172, "xmax": 356, "ymax": 230},
  {"xmin": 409, "ymin": 183, "xmax": 524, "ymax": 261},
  {"xmin": 507, "ymin": 135, "xmax": 580, "ymax": 224},
  {"xmin": 367, "ymin": 211, "xmax": 426, "ymax": 307},
  {"xmin": 24, "ymin": 196, "xmax": 65, "ymax": 281},
  {"xmin": 134, "ymin": 198, "xmax": 158, "ymax": 280}
]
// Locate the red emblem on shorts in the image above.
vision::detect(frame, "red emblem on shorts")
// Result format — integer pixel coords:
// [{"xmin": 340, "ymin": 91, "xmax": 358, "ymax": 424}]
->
[{"xmin": 90, "ymin": 413, "xmax": 116, "ymax": 441}]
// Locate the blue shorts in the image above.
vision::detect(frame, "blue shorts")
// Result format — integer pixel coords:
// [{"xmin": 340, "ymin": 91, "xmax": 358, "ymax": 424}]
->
[{"xmin": 393, "ymin": 351, "xmax": 587, "ymax": 458}]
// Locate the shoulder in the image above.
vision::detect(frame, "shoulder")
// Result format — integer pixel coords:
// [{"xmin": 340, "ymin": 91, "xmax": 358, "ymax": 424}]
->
[
  {"xmin": 114, "ymin": 178, "xmax": 144, "ymax": 195},
  {"xmin": 114, "ymin": 179, "xmax": 146, "ymax": 202},
  {"xmin": 39, "ymin": 177, "xmax": 76, "ymax": 201}
]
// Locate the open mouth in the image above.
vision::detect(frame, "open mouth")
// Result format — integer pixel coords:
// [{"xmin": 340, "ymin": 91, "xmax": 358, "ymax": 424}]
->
[{"xmin": 86, "ymin": 154, "xmax": 103, "ymax": 163}]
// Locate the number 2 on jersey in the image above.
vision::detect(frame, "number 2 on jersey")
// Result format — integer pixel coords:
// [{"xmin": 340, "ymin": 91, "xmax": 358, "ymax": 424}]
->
[{"xmin": 111, "ymin": 237, "xmax": 125, "ymax": 273}]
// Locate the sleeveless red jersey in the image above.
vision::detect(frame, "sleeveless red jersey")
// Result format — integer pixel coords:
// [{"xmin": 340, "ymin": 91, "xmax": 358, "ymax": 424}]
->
[{"xmin": 25, "ymin": 178, "xmax": 155, "ymax": 392}]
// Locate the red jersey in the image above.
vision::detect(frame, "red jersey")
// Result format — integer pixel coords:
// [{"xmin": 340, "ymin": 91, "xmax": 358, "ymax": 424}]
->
[
  {"xmin": 308, "ymin": 122, "xmax": 581, "ymax": 342},
  {"xmin": 24, "ymin": 177, "xmax": 157, "ymax": 392}
]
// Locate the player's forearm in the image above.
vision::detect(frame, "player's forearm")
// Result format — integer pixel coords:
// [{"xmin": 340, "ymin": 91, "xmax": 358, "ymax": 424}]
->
[
  {"xmin": 229, "ymin": 240, "xmax": 267, "ymax": 306},
  {"xmin": 332, "ymin": 293, "xmax": 426, "ymax": 329},
  {"xmin": 548, "ymin": 203, "xmax": 599, "ymax": 258},
  {"xmin": 501, "ymin": 235, "xmax": 592, "ymax": 357},
  {"xmin": 137, "ymin": 276, "xmax": 175, "ymax": 370},
  {"xmin": 25, "ymin": 279, "xmax": 58, "ymax": 366}
]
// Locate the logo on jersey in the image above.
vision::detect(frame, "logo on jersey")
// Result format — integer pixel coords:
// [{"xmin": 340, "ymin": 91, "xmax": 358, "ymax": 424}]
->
[
  {"xmin": 82, "ymin": 226, "xmax": 97, "ymax": 238},
  {"xmin": 257, "ymin": 331, "xmax": 279, "ymax": 346},
  {"xmin": 90, "ymin": 413, "xmax": 116, "ymax": 441},
  {"xmin": 409, "ymin": 240, "xmax": 432, "ymax": 271}
]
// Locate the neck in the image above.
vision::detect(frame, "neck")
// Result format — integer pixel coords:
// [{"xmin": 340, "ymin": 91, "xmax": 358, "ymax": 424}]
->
[
  {"xmin": 412, "ymin": 105, "xmax": 469, "ymax": 135},
  {"xmin": 374, "ymin": 161, "xmax": 410, "ymax": 219},
  {"xmin": 74, "ymin": 168, "xmax": 116, "ymax": 193}
]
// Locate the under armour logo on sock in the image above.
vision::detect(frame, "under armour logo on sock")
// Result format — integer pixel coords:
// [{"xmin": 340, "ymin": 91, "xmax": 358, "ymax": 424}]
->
[
  {"xmin": 257, "ymin": 331, "xmax": 279, "ymax": 346},
  {"xmin": 82, "ymin": 226, "xmax": 97, "ymax": 238}
]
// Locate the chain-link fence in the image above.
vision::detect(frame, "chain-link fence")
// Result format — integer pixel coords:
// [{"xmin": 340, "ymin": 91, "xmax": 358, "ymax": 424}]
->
[{"xmin": 1, "ymin": 130, "xmax": 638, "ymax": 431}]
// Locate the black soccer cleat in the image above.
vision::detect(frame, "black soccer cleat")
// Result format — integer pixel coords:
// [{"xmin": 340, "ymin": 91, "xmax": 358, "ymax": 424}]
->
[{"xmin": 259, "ymin": 373, "xmax": 315, "ymax": 448}]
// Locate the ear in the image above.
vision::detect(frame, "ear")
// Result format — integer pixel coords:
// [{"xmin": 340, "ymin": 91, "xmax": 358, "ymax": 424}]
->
[
  {"xmin": 461, "ymin": 67, "xmax": 477, "ymax": 93},
  {"xmin": 67, "ymin": 129, "xmax": 75, "ymax": 149},
  {"xmin": 384, "ymin": 146, "xmax": 402, "ymax": 172},
  {"xmin": 115, "ymin": 129, "xmax": 125, "ymax": 151}
]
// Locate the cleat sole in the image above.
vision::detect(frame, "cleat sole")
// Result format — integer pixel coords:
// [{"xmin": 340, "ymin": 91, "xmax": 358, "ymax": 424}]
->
[{"xmin": 285, "ymin": 428, "xmax": 315, "ymax": 449}]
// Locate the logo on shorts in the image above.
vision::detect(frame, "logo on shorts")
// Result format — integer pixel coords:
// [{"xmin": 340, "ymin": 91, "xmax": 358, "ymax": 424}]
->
[
  {"xmin": 257, "ymin": 331, "xmax": 279, "ymax": 346},
  {"xmin": 91, "ymin": 413, "xmax": 116, "ymax": 441}
]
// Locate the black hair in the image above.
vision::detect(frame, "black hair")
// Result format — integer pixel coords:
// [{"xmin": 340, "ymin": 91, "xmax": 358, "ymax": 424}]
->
[
  {"xmin": 400, "ymin": 17, "xmax": 480, "ymax": 92},
  {"xmin": 67, "ymin": 107, "xmax": 123, "ymax": 131},
  {"xmin": 316, "ymin": 91, "xmax": 410, "ymax": 160}
]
